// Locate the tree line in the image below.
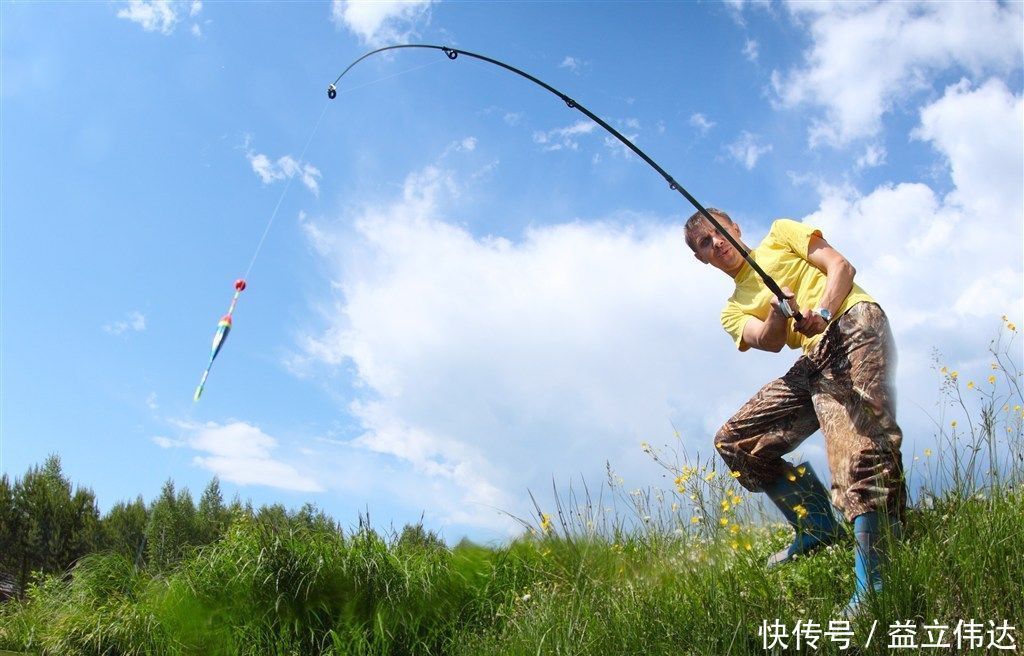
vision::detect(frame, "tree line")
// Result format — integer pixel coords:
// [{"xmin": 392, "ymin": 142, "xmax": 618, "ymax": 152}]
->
[{"xmin": 0, "ymin": 454, "xmax": 344, "ymax": 598}]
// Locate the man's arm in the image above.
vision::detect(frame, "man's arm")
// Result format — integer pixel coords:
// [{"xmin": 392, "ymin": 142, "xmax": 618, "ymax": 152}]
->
[
  {"xmin": 740, "ymin": 287, "xmax": 795, "ymax": 353},
  {"xmin": 793, "ymin": 235, "xmax": 856, "ymax": 337}
]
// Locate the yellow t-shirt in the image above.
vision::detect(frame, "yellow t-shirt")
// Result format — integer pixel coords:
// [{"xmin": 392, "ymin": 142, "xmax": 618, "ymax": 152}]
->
[{"xmin": 720, "ymin": 219, "xmax": 874, "ymax": 353}]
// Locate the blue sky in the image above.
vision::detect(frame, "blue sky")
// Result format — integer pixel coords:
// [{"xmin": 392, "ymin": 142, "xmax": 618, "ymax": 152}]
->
[{"xmin": 3, "ymin": 1, "xmax": 1022, "ymax": 544}]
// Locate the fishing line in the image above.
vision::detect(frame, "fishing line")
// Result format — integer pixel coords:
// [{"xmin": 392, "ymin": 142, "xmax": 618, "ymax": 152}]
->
[
  {"xmin": 328, "ymin": 44, "xmax": 802, "ymax": 320},
  {"xmin": 243, "ymin": 57, "xmax": 447, "ymax": 281},
  {"xmin": 194, "ymin": 60, "xmax": 451, "ymax": 403},
  {"xmin": 242, "ymin": 101, "xmax": 329, "ymax": 281}
]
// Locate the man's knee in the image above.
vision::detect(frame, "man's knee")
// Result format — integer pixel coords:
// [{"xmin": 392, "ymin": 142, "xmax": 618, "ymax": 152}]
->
[{"xmin": 714, "ymin": 425, "xmax": 735, "ymax": 459}]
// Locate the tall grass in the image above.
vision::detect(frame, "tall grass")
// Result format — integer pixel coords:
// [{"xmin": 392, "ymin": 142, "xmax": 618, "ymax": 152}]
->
[{"xmin": 1, "ymin": 323, "xmax": 1021, "ymax": 655}]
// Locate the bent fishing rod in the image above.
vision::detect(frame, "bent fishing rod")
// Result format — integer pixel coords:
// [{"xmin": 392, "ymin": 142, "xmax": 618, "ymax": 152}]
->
[{"xmin": 329, "ymin": 44, "xmax": 802, "ymax": 321}]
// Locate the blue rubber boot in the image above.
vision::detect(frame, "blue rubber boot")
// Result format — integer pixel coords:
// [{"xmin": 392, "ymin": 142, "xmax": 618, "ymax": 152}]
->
[
  {"xmin": 843, "ymin": 511, "xmax": 901, "ymax": 617},
  {"xmin": 764, "ymin": 462, "xmax": 841, "ymax": 567}
]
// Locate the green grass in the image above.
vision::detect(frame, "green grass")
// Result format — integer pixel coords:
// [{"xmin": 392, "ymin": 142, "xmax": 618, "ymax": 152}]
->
[
  {"xmin": 1, "ymin": 327, "xmax": 1021, "ymax": 655},
  {"xmin": 1, "ymin": 490, "xmax": 1021, "ymax": 655}
]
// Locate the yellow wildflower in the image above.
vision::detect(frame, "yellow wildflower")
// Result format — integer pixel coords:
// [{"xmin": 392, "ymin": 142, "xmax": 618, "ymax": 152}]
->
[
  {"xmin": 992, "ymin": 363, "xmax": 999, "ymax": 370},
  {"xmin": 1015, "ymin": 405, "xmax": 1022, "ymax": 413},
  {"xmin": 951, "ymin": 420, "xmax": 957, "ymax": 428},
  {"xmin": 671, "ymin": 503, "xmax": 679, "ymax": 512},
  {"xmin": 793, "ymin": 504, "xmax": 808, "ymax": 520},
  {"xmin": 721, "ymin": 500, "xmax": 731, "ymax": 512},
  {"xmin": 744, "ymin": 542, "xmax": 753, "ymax": 551},
  {"xmin": 924, "ymin": 448, "xmax": 933, "ymax": 457},
  {"xmin": 730, "ymin": 541, "xmax": 739, "ymax": 550},
  {"xmin": 720, "ymin": 517, "xmax": 729, "ymax": 527},
  {"xmin": 730, "ymin": 523, "xmax": 741, "ymax": 535},
  {"xmin": 691, "ymin": 516, "xmax": 701, "ymax": 524},
  {"xmin": 989, "ymin": 375, "xmax": 997, "ymax": 385},
  {"xmin": 704, "ymin": 471, "xmax": 716, "ymax": 482},
  {"xmin": 786, "ymin": 471, "xmax": 797, "ymax": 482},
  {"xmin": 940, "ymin": 366, "xmax": 948, "ymax": 374},
  {"xmin": 540, "ymin": 513, "xmax": 553, "ymax": 533},
  {"xmin": 640, "ymin": 441, "xmax": 650, "ymax": 452},
  {"xmin": 950, "ymin": 371, "xmax": 959, "ymax": 380},
  {"xmin": 967, "ymin": 381, "xmax": 975, "ymax": 390},
  {"xmin": 1008, "ymin": 323, "xmax": 1017, "ymax": 332},
  {"xmin": 796, "ymin": 465, "xmax": 807, "ymax": 477},
  {"xmin": 730, "ymin": 470, "xmax": 741, "ymax": 479}
]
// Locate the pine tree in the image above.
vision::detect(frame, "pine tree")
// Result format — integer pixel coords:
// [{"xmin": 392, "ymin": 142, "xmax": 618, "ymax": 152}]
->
[
  {"xmin": 145, "ymin": 479, "xmax": 180, "ymax": 571},
  {"xmin": 9, "ymin": 455, "xmax": 100, "ymax": 593},
  {"xmin": 197, "ymin": 477, "xmax": 228, "ymax": 544},
  {"xmin": 0, "ymin": 474, "xmax": 19, "ymax": 578},
  {"xmin": 101, "ymin": 496, "xmax": 149, "ymax": 561}
]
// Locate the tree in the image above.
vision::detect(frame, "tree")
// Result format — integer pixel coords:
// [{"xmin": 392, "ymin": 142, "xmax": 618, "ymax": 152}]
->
[
  {"xmin": 0, "ymin": 474, "xmax": 19, "ymax": 577},
  {"xmin": 295, "ymin": 502, "xmax": 343, "ymax": 535},
  {"xmin": 101, "ymin": 496, "xmax": 148, "ymax": 561},
  {"xmin": 197, "ymin": 477, "xmax": 229, "ymax": 544},
  {"xmin": 8, "ymin": 455, "xmax": 101, "ymax": 593},
  {"xmin": 145, "ymin": 479, "xmax": 195, "ymax": 571}
]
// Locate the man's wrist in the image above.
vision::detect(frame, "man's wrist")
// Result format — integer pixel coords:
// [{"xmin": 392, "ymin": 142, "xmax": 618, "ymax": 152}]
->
[{"xmin": 812, "ymin": 306, "xmax": 833, "ymax": 322}]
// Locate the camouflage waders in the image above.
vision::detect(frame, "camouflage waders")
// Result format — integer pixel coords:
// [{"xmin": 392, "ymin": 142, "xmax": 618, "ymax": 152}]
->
[{"xmin": 714, "ymin": 302, "xmax": 906, "ymax": 522}]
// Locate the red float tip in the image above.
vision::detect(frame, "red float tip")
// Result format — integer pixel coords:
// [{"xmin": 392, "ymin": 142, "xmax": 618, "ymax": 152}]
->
[{"xmin": 234, "ymin": 279, "xmax": 247, "ymax": 292}]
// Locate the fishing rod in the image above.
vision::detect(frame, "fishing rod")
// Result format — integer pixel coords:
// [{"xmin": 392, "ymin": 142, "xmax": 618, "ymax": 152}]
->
[{"xmin": 329, "ymin": 44, "xmax": 801, "ymax": 321}]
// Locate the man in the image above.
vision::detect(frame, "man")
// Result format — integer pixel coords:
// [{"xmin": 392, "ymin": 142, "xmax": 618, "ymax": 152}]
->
[{"xmin": 684, "ymin": 208, "xmax": 906, "ymax": 615}]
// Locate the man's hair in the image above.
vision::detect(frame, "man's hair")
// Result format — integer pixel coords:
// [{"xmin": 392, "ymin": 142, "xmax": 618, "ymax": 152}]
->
[{"xmin": 683, "ymin": 208, "xmax": 733, "ymax": 252}]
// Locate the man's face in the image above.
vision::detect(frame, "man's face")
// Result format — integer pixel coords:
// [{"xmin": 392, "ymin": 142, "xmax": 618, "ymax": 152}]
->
[{"xmin": 690, "ymin": 217, "xmax": 745, "ymax": 276}]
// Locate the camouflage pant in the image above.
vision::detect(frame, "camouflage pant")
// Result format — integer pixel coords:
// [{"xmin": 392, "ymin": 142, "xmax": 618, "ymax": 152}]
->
[{"xmin": 714, "ymin": 302, "xmax": 906, "ymax": 522}]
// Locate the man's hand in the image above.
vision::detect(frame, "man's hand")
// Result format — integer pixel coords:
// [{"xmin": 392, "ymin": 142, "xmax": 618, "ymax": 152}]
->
[
  {"xmin": 743, "ymin": 287, "xmax": 795, "ymax": 352},
  {"xmin": 769, "ymin": 287, "xmax": 796, "ymax": 318},
  {"xmin": 794, "ymin": 310, "xmax": 828, "ymax": 337}
]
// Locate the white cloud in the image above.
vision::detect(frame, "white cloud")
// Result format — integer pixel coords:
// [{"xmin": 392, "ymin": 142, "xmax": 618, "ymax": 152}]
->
[
  {"xmin": 725, "ymin": 0, "xmax": 770, "ymax": 10},
  {"xmin": 743, "ymin": 38, "xmax": 759, "ymax": 62},
  {"xmin": 331, "ymin": 0, "xmax": 434, "ymax": 47},
  {"xmin": 246, "ymin": 144, "xmax": 322, "ymax": 197},
  {"xmin": 726, "ymin": 131, "xmax": 772, "ymax": 169},
  {"xmin": 771, "ymin": 0, "xmax": 1023, "ymax": 146},
  {"xmin": 559, "ymin": 56, "xmax": 583, "ymax": 74},
  {"xmin": 688, "ymin": 113, "xmax": 715, "ymax": 135},
  {"xmin": 116, "ymin": 0, "xmax": 202, "ymax": 35},
  {"xmin": 159, "ymin": 421, "xmax": 324, "ymax": 492},
  {"xmin": 913, "ymin": 78, "xmax": 1023, "ymax": 221},
  {"xmin": 441, "ymin": 136, "xmax": 477, "ymax": 158},
  {"xmin": 152, "ymin": 436, "xmax": 183, "ymax": 449},
  {"xmin": 800, "ymin": 77, "xmax": 1022, "ymax": 364},
  {"xmin": 532, "ymin": 120, "xmax": 597, "ymax": 151},
  {"xmin": 190, "ymin": 23, "xmax": 202, "ymax": 38},
  {"xmin": 146, "ymin": 393, "xmax": 159, "ymax": 411},
  {"xmin": 104, "ymin": 310, "xmax": 146, "ymax": 335},
  {"xmin": 855, "ymin": 143, "xmax": 886, "ymax": 170},
  {"xmin": 294, "ymin": 160, "xmax": 746, "ymax": 530}
]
